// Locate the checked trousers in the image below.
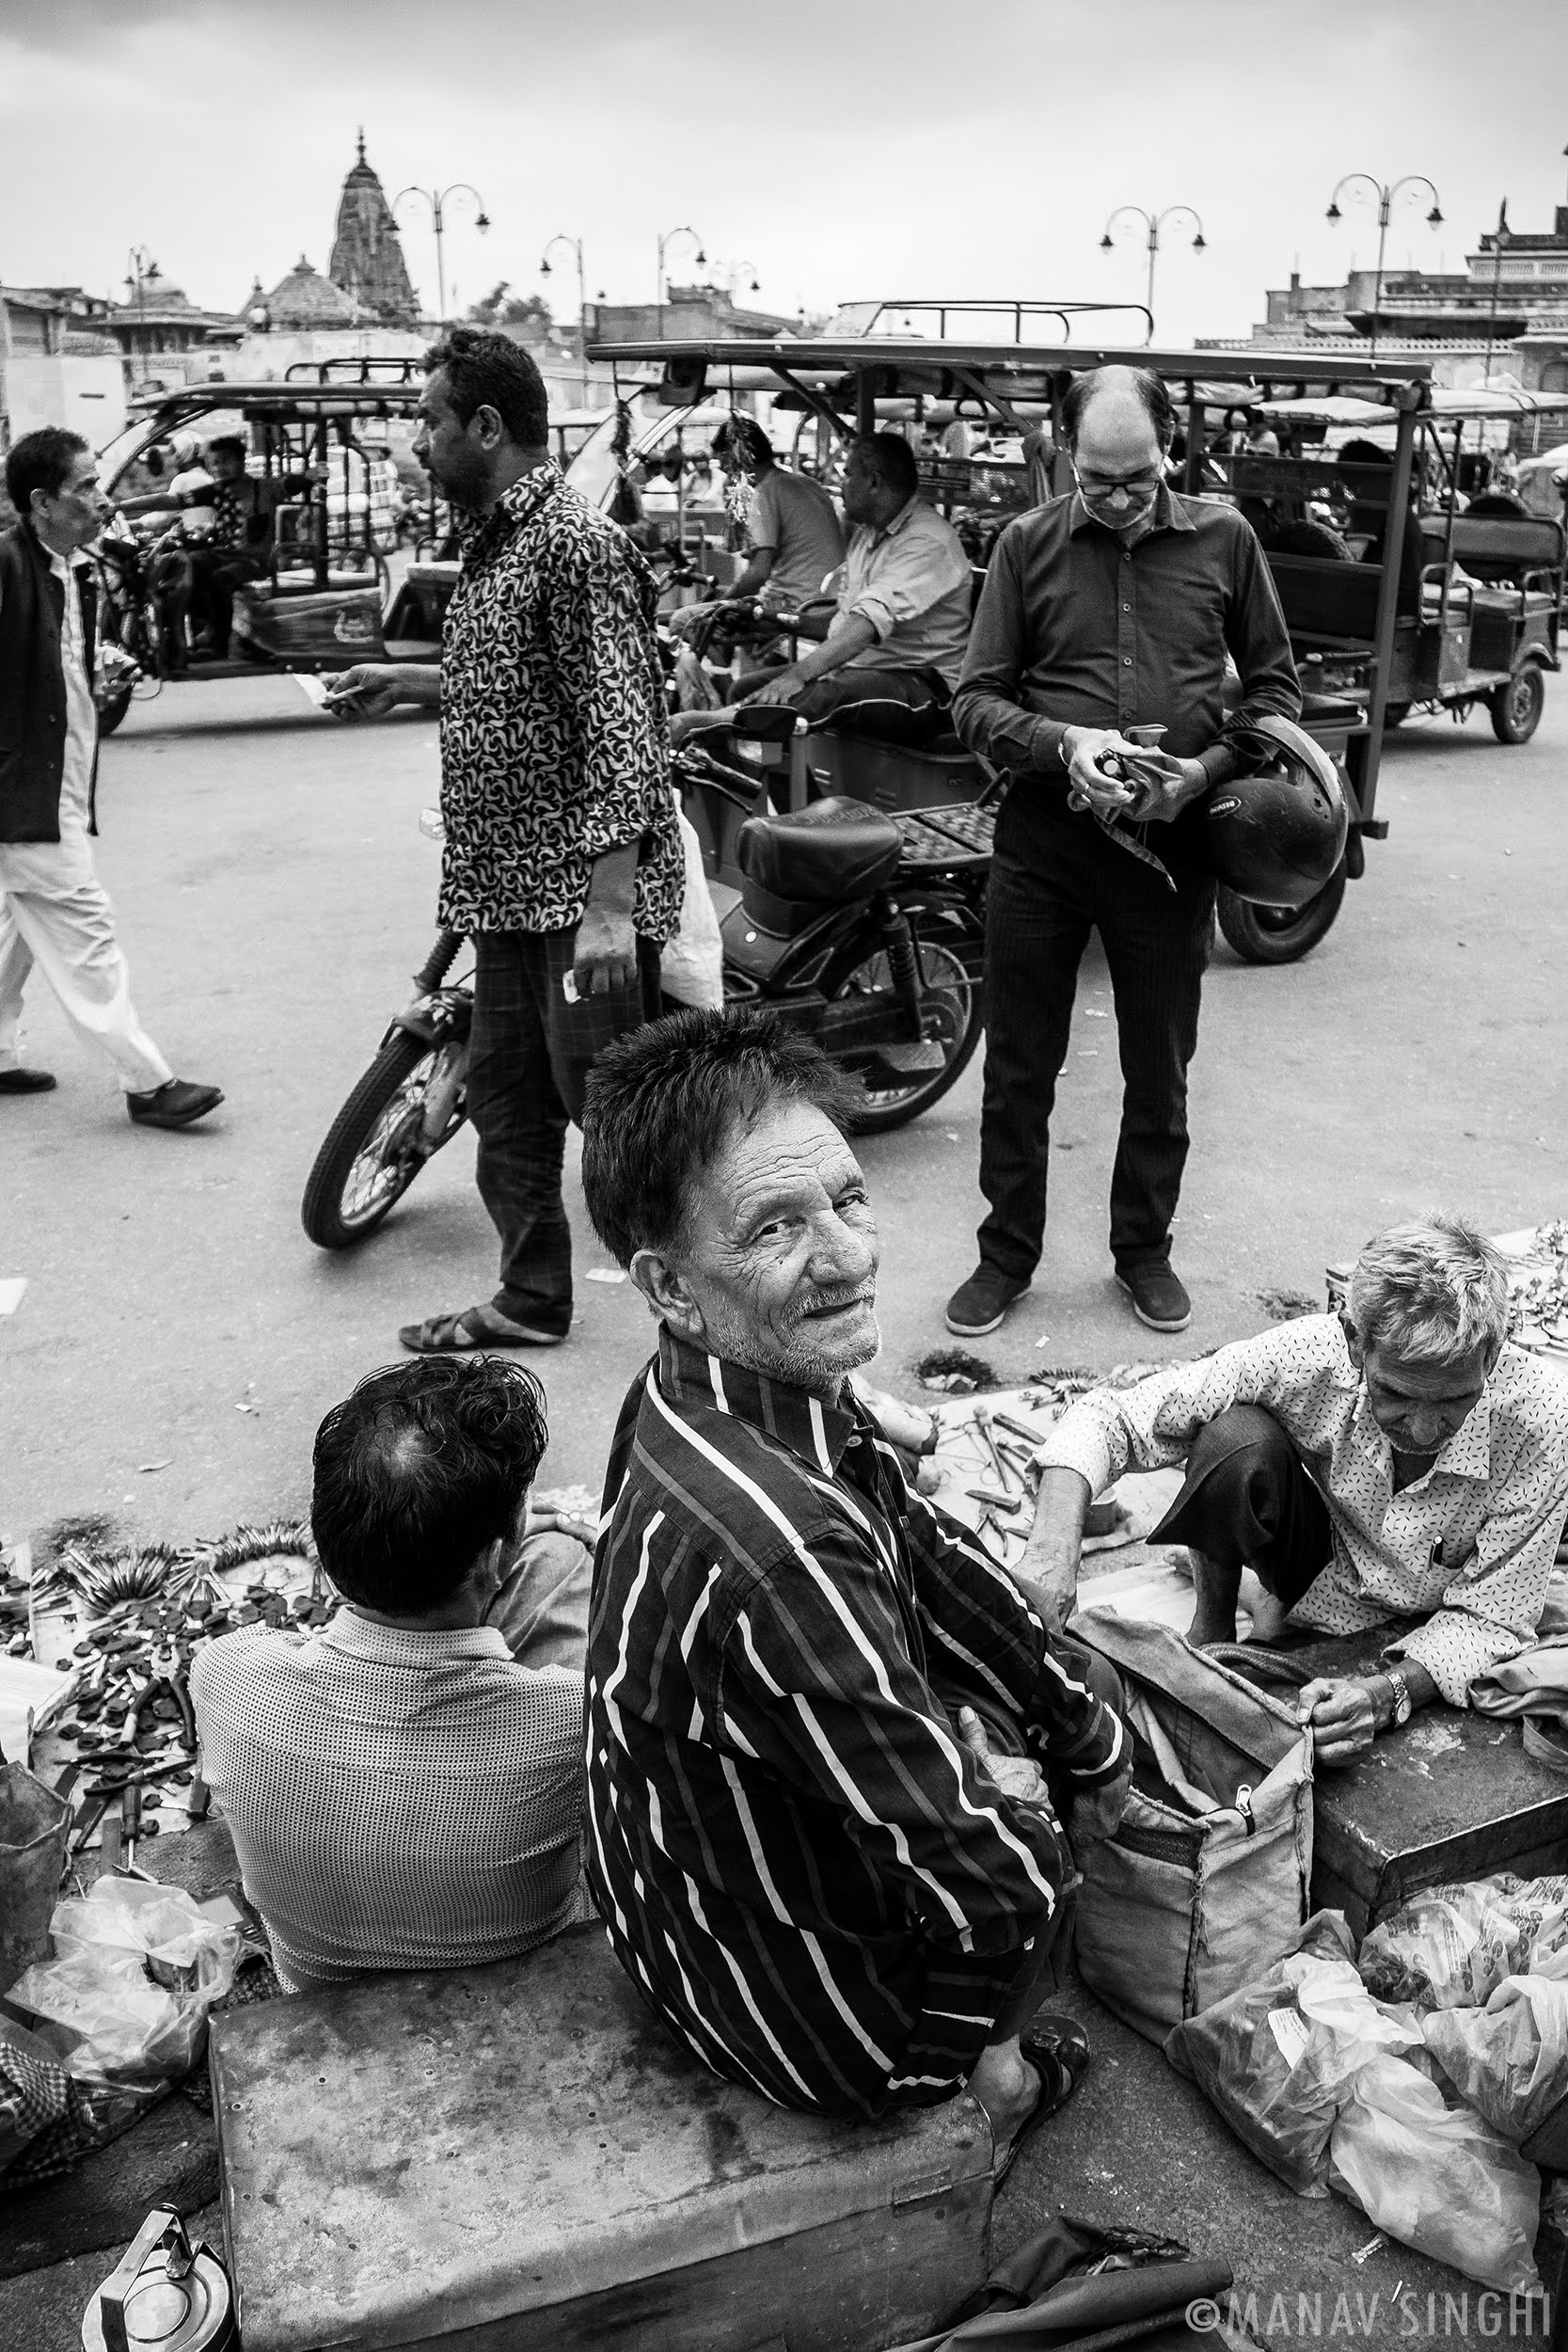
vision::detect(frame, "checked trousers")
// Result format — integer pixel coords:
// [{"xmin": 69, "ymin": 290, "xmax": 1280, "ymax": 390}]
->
[
  {"xmin": 975, "ymin": 788, "xmax": 1215, "ymax": 1282},
  {"xmin": 467, "ymin": 926, "xmax": 661, "ymax": 1334}
]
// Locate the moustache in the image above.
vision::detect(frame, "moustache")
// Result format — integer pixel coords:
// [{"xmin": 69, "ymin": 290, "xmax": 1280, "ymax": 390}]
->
[{"xmin": 790, "ymin": 1284, "xmax": 876, "ymax": 1325}]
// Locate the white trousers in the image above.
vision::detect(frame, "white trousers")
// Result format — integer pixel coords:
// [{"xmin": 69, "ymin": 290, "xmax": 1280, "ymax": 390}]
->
[{"xmin": 0, "ymin": 816, "xmax": 173, "ymax": 1093}]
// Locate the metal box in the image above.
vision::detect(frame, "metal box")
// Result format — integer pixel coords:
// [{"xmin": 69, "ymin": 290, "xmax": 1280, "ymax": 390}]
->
[{"xmin": 211, "ymin": 1923, "xmax": 994, "ymax": 2352}]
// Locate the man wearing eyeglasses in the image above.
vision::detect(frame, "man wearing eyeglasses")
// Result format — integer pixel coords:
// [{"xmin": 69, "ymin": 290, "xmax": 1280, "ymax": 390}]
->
[{"xmin": 946, "ymin": 365, "xmax": 1299, "ymax": 1343}]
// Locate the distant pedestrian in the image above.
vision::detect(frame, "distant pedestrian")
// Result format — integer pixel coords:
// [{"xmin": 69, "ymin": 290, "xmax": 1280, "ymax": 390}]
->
[
  {"xmin": 0, "ymin": 429, "xmax": 222, "ymax": 1126},
  {"xmin": 947, "ymin": 365, "xmax": 1299, "ymax": 1341},
  {"xmin": 327, "ymin": 328, "xmax": 683, "ymax": 1353}
]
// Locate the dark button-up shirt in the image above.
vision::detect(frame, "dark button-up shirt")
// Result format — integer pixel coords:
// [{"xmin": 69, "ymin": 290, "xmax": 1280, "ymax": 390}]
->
[
  {"xmin": 953, "ymin": 487, "xmax": 1300, "ymax": 873},
  {"xmin": 438, "ymin": 465, "xmax": 684, "ymax": 939},
  {"xmin": 585, "ymin": 1332, "xmax": 1126, "ymax": 2121}
]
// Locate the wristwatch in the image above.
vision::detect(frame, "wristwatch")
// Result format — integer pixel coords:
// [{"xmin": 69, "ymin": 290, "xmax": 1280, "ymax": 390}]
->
[{"xmin": 1381, "ymin": 1665, "xmax": 1414, "ymax": 1728}]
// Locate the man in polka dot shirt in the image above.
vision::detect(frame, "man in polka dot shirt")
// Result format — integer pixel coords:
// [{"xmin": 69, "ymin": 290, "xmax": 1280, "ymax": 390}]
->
[{"xmin": 1026, "ymin": 1216, "xmax": 1568, "ymax": 1766}]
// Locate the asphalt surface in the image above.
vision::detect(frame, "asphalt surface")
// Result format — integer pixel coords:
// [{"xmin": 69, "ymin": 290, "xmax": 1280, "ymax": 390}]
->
[{"xmin": 3, "ymin": 675, "xmax": 1566, "ymax": 1546}]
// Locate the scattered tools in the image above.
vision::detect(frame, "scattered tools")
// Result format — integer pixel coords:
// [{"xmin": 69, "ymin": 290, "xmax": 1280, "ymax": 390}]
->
[
  {"xmin": 971, "ymin": 1404, "xmax": 1015, "ymax": 1494},
  {"xmin": 965, "ymin": 1486, "xmax": 1025, "ymax": 1516},
  {"xmin": 993, "ymin": 1411, "xmax": 1048, "ymax": 1452}
]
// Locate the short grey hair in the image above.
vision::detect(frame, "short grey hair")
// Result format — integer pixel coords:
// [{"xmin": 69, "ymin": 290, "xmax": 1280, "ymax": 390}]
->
[{"xmin": 1347, "ymin": 1215, "xmax": 1510, "ymax": 1367}]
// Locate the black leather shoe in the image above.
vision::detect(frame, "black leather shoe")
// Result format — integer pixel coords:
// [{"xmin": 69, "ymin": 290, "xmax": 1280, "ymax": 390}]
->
[
  {"xmin": 127, "ymin": 1079, "xmax": 225, "ymax": 1129},
  {"xmin": 1117, "ymin": 1263, "xmax": 1192, "ymax": 1332},
  {"xmin": 0, "ymin": 1067, "xmax": 57, "ymax": 1093},
  {"xmin": 944, "ymin": 1264, "xmax": 1031, "ymax": 1338}
]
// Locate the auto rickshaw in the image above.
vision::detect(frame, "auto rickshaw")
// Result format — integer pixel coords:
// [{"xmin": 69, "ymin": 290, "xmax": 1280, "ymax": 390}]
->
[
  {"xmin": 581, "ymin": 309, "xmax": 1438, "ymax": 963},
  {"xmin": 92, "ymin": 358, "xmax": 448, "ymax": 731}
]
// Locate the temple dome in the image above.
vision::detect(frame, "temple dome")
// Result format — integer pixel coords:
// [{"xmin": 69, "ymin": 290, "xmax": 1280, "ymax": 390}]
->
[
  {"xmin": 329, "ymin": 133, "xmax": 420, "ymax": 326},
  {"xmin": 262, "ymin": 254, "xmax": 360, "ymax": 330}
]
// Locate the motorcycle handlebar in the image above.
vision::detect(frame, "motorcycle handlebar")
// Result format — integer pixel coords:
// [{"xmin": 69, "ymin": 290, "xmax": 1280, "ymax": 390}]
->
[{"xmin": 413, "ymin": 930, "xmax": 464, "ymax": 993}]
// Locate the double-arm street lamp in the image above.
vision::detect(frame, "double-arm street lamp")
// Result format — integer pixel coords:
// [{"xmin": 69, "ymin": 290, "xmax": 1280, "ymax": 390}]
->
[
  {"xmin": 1100, "ymin": 205, "xmax": 1206, "ymax": 340},
  {"xmin": 1325, "ymin": 172, "xmax": 1443, "ymax": 362},
  {"xmin": 656, "ymin": 225, "xmax": 705, "ymax": 338},
  {"xmin": 541, "ymin": 234, "xmax": 590, "ymax": 401},
  {"xmin": 394, "ymin": 182, "xmax": 491, "ymax": 329}
]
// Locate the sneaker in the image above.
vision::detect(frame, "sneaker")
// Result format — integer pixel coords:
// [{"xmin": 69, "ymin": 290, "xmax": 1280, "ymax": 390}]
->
[
  {"xmin": 0, "ymin": 1067, "xmax": 56, "ymax": 1094},
  {"xmin": 127, "ymin": 1079, "xmax": 225, "ymax": 1130},
  {"xmin": 1117, "ymin": 1263, "xmax": 1192, "ymax": 1333},
  {"xmin": 944, "ymin": 1264, "xmax": 1031, "ymax": 1338}
]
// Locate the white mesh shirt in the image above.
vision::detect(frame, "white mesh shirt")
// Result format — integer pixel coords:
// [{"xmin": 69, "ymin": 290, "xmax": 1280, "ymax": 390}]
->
[{"xmin": 191, "ymin": 1610, "xmax": 590, "ymax": 1994}]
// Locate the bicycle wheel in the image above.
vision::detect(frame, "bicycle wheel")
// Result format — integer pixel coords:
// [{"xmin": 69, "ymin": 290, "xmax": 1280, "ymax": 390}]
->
[
  {"xmin": 824, "ymin": 932, "xmax": 982, "ymax": 1134},
  {"xmin": 301, "ymin": 1031, "xmax": 467, "ymax": 1249}
]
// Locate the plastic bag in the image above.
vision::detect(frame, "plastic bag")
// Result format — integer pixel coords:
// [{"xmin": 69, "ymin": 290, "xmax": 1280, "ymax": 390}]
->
[
  {"xmin": 8, "ymin": 1877, "xmax": 243, "ymax": 2087},
  {"xmin": 1328, "ymin": 2051, "xmax": 1543, "ymax": 2293},
  {"xmin": 1358, "ymin": 1874, "xmax": 1568, "ymax": 2010},
  {"xmin": 1164, "ymin": 1912, "xmax": 1418, "ymax": 2196},
  {"xmin": 659, "ymin": 812, "xmax": 725, "ymax": 1011},
  {"xmin": 1423, "ymin": 1973, "xmax": 1568, "ymax": 2144}
]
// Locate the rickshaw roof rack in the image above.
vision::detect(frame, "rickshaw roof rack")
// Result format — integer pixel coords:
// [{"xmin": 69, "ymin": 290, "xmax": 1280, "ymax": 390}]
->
[
  {"xmin": 1259, "ymin": 386, "xmax": 1568, "ymax": 426},
  {"xmin": 127, "ymin": 377, "xmax": 428, "ymax": 421},
  {"xmin": 820, "ymin": 297, "xmax": 1157, "ymax": 344},
  {"xmin": 585, "ymin": 333, "xmax": 1436, "ymax": 404},
  {"xmin": 283, "ymin": 357, "xmax": 426, "ymax": 386}
]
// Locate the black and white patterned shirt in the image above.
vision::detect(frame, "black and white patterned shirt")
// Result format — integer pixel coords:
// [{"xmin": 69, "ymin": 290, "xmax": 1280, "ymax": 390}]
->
[
  {"xmin": 437, "ymin": 465, "xmax": 683, "ymax": 940},
  {"xmin": 1042, "ymin": 1315, "xmax": 1568, "ymax": 1706}
]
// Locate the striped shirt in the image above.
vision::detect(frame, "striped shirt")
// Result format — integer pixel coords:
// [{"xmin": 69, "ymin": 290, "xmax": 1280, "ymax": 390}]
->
[
  {"xmin": 192, "ymin": 1610, "xmax": 588, "ymax": 1994},
  {"xmin": 585, "ymin": 1333, "xmax": 1126, "ymax": 2121}
]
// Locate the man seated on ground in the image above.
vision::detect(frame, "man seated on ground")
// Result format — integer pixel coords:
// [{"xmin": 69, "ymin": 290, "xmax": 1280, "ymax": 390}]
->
[
  {"xmin": 1024, "ymin": 1215, "xmax": 1568, "ymax": 1766},
  {"xmin": 737, "ymin": 433, "xmax": 973, "ymax": 745},
  {"xmin": 191, "ymin": 1356, "xmax": 594, "ymax": 1994},
  {"xmin": 578, "ymin": 1006, "xmax": 1130, "ymax": 2161}
]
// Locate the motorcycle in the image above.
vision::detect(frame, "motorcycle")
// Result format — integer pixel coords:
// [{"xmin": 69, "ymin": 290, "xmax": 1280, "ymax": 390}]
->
[{"xmin": 301, "ymin": 716, "xmax": 991, "ymax": 1251}]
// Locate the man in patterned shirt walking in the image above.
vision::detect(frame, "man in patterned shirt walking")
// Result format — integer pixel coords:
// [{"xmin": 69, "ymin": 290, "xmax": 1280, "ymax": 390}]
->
[{"xmin": 330, "ymin": 328, "xmax": 683, "ymax": 1352}]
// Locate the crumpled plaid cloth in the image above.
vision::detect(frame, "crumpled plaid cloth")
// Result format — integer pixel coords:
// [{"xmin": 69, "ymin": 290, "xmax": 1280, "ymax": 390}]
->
[{"xmin": 0, "ymin": 2031, "xmax": 166, "ymax": 2187}]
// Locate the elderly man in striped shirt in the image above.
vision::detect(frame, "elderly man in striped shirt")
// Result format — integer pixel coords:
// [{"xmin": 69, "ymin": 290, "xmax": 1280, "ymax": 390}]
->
[{"xmin": 579, "ymin": 1008, "xmax": 1131, "ymax": 2165}]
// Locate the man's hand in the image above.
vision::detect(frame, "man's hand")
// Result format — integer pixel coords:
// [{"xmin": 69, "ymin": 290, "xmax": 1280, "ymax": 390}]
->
[
  {"xmin": 742, "ymin": 667, "xmax": 806, "ymax": 708},
  {"xmin": 1296, "ymin": 1676, "xmax": 1381, "ymax": 1767},
  {"xmin": 1067, "ymin": 1761, "xmax": 1133, "ymax": 1851},
  {"xmin": 958, "ymin": 1707, "xmax": 1051, "ymax": 1809},
  {"xmin": 572, "ymin": 903, "xmax": 638, "ymax": 999},
  {"xmin": 325, "ymin": 664, "xmax": 405, "ymax": 723},
  {"xmin": 1060, "ymin": 727, "xmax": 1144, "ymax": 818},
  {"xmin": 1018, "ymin": 1467, "xmax": 1091, "ymax": 1633},
  {"xmin": 1119, "ymin": 750, "xmax": 1211, "ymax": 825}
]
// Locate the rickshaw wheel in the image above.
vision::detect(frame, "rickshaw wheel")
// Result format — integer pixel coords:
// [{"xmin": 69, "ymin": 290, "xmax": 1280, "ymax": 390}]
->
[
  {"xmin": 98, "ymin": 685, "xmax": 135, "ymax": 738},
  {"xmin": 1215, "ymin": 862, "xmax": 1348, "ymax": 967},
  {"xmin": 1490, "ymin": 663, "xmax": 1544, "ymax": 745},
  {"xmin": 1382, "ymin": 704, "xmax": 1411, "ymax": 729}
]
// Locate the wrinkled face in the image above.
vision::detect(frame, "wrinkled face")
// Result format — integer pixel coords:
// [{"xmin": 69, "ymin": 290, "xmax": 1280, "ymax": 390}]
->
[
  {"xmin": 413, "ymin": 367, "xmax": 493, "ymax": 507},
  {"xmin": 1356, "ymin": 1336, "xmax": 1496, "ymax": 1455},
  {"xmin": 665, "ymin": 1099, "xmax": 881, "ymax": 1397},
  {"xmin": 32, "ymin": 449, "xmax": 110, "ymax": 551},
  {"xmin": 1071, "ymin": 393, "xmax": 1165, "ymax": 532}
]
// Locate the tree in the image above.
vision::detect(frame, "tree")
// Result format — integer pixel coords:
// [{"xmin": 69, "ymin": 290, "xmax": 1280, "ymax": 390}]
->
[{"xmin": 467, "ymin": 282, "xmax": 552, "ymax": 330}]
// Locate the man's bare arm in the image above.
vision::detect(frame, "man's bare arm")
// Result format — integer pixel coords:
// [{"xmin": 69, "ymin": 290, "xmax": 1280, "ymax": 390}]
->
[{"xmin": 1018, "ymin": 1466, "xmax": 1091, "ymax": 1631}]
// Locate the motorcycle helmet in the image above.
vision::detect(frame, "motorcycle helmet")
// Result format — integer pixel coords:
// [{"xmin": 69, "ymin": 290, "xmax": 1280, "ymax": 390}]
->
[{"xmin": 1202, "ymin": 714, "xmax": 1349, "ymax": 907}]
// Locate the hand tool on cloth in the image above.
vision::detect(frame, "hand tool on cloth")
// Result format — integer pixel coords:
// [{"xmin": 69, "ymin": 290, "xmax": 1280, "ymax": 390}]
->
[{"xmin": 971, "ymin": 1404, "xmax": 1015, "ymax": 1494}]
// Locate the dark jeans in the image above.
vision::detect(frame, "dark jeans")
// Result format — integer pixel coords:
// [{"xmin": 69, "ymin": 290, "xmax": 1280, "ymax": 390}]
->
[
  {"xmin": 467, "ymin": 926, "xmax": 661, "ymax": 1331},
  {"xmin": 1149, "ymin": 1404, "xmax": 1335, "ymax": 1613},
  {"xmin": 794, "ymin": 664, "xmax": 951, "ymax": 746},
  {"xmin": 188, "ymin": 547, "xmax": 268, "ymax": 654},
  {"xmin": 976, "ymin": 791, "xmax": 1216, "ymax": 1280}
]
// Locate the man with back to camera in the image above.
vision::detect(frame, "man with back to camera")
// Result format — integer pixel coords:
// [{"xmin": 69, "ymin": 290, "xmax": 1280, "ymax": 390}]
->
[
  {"xmin": 1023, "ymin": 1216, "xmax": 1568, "ymax": 1765},
  {"xmin": 946, "ymin": 364, "xmax": 1300, "ymax": 1343},
  {"xmin": 578, "ymin": 1005, "xmax": 1131, "ymax": 2158},
  {"xmin": 740, "ymin": 433, "xmax": 972, "ymax": 745},
  {"xmin": 0, "ymin": 428, "xmax": 222, "ymax": 1126},
  {"xmin": 191, "ymin": 1354, "xmax": 593, "ymax": 1993},
  {"xmin": 326, "ymin": 326, "xmax": 684, "ymax": 1355}
]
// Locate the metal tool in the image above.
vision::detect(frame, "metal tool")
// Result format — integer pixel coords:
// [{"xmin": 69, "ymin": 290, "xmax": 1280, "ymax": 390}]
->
[
  {"xmin": 971, "ymin": 1404, "xmax": 1014, "ymax": 1493},
  {"xmin": 122, "ymin": 1780, "xmax": 142, "ymax": 1870},
  {"xmin": 965, "ymin": 1486, "xmax": 1025, "ymax": 1516},
  {"xmin": 993, "ymin": 1411, "xmax": 1047, "ymax": 1450},
  {"xmin": 82, "ymin": 2204, "xmax": 236, "ymax": 2352}
]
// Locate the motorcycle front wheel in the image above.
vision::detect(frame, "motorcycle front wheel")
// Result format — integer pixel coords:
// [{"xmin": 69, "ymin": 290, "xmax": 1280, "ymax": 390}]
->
[
  {"xmin": 302, "ymin": 1031, "xmax": 468, "ymax": 1248},
  {"xmin": 825, "ymin": 934, "xmax": 982, "ymax": 1134}
]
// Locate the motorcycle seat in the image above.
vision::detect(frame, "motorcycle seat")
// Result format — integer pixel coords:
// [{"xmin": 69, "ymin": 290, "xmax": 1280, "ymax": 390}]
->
[{"xmin": 737, "ymin": 796, "xmax": 904, "ymax": 905}]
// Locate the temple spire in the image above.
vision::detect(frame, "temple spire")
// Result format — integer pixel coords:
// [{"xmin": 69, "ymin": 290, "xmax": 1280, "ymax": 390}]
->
[{"xmin": 356, "ymin": 125, "xmax": 366, "ymax": 166}]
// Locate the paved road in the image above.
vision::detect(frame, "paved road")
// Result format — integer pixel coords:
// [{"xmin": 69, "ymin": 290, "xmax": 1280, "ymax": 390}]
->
[{"xmin": 3, "ymin": 677, "xmax": 1564, "ymax": 1548}]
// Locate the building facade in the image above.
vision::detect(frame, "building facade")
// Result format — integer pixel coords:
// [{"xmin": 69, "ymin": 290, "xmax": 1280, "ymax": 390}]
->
[{"xmin": 1, "ymin": 286, "xmax": 127, "ymax": 454}]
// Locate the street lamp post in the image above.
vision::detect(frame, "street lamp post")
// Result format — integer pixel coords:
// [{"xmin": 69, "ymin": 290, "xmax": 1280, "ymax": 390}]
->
[
  {"xmin": 124, "ymin": 246, "xmax": 161, "ymax": 381},
  {"xmin": 394, "ymin": 183, "xmax": 491, "ymax": 328},
  {"xmin": 1483, "ymin": 199, "xmax": 1511, "ymax": 386},
  {"xmin": 1325, "ymin": 173, "xmax": 1443, "ymax": 362},
  {"xmin": 656, "ymin": 226, "xmax": 706, "ymax": 339},
  {"xmin": 541, "ymin": 234, "xmax": 590, "ymax": 402},
  {"xmin": 1099, "ymin": 206, "xmax": 1206, "ymax": 339}
]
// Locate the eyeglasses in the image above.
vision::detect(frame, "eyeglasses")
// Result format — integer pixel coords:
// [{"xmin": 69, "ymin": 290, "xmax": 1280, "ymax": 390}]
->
[{"xmin": 1072, "ymin": 462, "xmax": 1164, "ymax": 499}]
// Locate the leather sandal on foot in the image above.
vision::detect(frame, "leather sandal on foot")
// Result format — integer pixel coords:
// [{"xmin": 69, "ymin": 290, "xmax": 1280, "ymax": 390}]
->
[
  {"xmin": 988, "ymin": 2013, "xmax": 1091, "ymax": 2187},
  {"xmin": 399, "ymin": 1305, "xmax": 567, "ymax": 1354}
]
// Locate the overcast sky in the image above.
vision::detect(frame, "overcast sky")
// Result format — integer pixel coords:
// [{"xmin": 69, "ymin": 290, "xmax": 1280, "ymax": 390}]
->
[{"xmin": 4, "ymin": 0, "xmax": 1566, "ymax": 352}]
